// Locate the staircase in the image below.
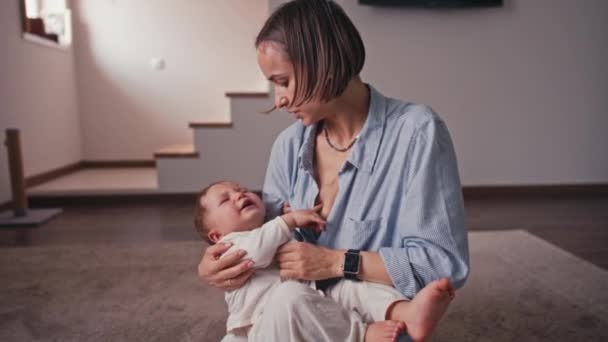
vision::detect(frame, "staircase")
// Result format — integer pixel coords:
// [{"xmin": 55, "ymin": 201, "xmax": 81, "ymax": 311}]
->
[{"xmin": 154, "ymin": 92, "xmax": 293, "ymax": 193}]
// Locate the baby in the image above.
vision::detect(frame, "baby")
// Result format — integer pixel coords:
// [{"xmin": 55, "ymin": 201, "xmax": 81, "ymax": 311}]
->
[{"xmin": 195, "ymin": 180, "xmax": 454, "ymax": 342}]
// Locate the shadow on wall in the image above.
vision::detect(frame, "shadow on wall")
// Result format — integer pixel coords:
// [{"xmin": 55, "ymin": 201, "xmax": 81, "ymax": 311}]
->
[{"xmin": 71, "ymin": 7, "xmax": 176, "ymax": 160}]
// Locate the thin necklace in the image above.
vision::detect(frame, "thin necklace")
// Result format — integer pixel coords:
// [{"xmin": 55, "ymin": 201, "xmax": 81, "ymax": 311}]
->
[{"xmin": 323, "ymin": 126, "xmax": 359, "ymax": 152}]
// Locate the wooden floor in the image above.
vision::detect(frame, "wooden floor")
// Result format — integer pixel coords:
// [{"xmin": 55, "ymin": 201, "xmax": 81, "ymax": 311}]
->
[{"xmin": 1, "ymin": 194, "xmax": 607, "ymax": 270}]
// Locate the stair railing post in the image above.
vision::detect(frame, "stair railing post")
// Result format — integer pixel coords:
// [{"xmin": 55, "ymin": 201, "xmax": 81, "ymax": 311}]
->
[{"xmin": 5, "ymin": 129, "xmax": 28, "ymax": 217}]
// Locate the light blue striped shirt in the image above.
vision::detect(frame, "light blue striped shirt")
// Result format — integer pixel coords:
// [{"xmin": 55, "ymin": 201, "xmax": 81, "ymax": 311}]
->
[{"xmin": 262, "ymin": 85, "xmax": 470, "ymax": 298}]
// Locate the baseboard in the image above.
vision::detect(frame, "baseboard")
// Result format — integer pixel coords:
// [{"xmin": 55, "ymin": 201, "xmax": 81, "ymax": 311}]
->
[
  {"xmin": 463, "ymin": 183, "xmax": 608, "ymax": 199},
  {"xmin": 29, "ymin": 193, "xmax": 197, "ymax": 207},
  {"xmin": 81, "ymin": 160, "xmax": 155, "ymax": 168},
  {"xmin": 25, "ymin": 162, "xmax": 82, "ymax": 188}
]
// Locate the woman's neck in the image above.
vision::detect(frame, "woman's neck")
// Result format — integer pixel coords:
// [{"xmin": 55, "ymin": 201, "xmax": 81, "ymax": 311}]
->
[{"xmin": 322, "ymin": 78, "xmax": 370, "ymax": 145}]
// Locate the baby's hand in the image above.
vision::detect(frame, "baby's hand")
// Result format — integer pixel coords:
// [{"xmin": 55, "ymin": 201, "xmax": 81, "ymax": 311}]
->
[
  {"xmin": 282, "ymin": 202, "xmax": 292, "ymax": 214},
  {"xmin": 282, "ymin": 204, "xmax": 325, "ymax": 232}
]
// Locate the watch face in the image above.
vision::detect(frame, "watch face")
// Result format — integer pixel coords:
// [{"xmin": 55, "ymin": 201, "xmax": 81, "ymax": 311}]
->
[{"xmin": 344, "ymin": 252, "xmax": 360, "ymax": 274}]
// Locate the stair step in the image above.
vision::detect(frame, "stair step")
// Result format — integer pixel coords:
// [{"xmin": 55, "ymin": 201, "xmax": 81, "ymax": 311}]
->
[
  {"xmin": 158, "ymin": 91, "xmax": 281, "ymax": 193},
  {"xmin": 28, "ymin": 167, "xmax": 159, "ymax": 196},
  {"xmin": 154, "ymin": 144, "xmax": 198, "ymax": 158}
]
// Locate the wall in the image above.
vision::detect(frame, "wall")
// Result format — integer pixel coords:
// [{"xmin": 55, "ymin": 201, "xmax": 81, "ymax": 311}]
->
[
  {"xmin": 271, "ymin": 0, "xmax": 608, "ymax": 185},
  {"xmin": 2, "ymin": 0, "xmax": 605, "ymax": 200},
  {"xmin": 0, "ymin": 0, "xmax": 81, "ymax": 204},
  {"xmin": 72, "ymin": 0, "xmax": 269, "ymax": 160}
]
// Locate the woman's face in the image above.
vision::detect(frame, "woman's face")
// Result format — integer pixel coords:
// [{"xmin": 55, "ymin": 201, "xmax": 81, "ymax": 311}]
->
[{"xmin": 257, "ymin": 42, "xmax": 330, "ymax": 126}]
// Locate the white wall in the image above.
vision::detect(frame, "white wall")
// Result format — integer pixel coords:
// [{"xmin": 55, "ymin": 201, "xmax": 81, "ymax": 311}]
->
[
  {"xmin": 72, "ymin": 0, "xmax": 269, "ymax": 160},
  {"xmin": 271, "ymin": 0, "xmax": 608, "ymax": 186},
  {"xmin": 0, "ymin": 0, "xmax": 82, "ymax": 204}
]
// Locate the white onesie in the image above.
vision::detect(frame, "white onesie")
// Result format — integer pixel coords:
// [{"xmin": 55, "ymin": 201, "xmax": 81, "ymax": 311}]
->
[
  {"xmin": 218, "ymin": 217, "xmax": 295, "ymax": 334},
  {"xmin": 218, "ymin": 217, "xmax": 405, "ymax": 340}
]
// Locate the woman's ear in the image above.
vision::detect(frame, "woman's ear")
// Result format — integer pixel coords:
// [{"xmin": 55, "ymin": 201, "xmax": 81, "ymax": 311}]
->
[{"xmin": 208, "ymin": 230, "xmax": 223, "ymax": 244}]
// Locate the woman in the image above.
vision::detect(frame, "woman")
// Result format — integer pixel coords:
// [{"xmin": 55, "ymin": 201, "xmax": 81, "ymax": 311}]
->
[{"xmin": 198, "ymin": 0, "xmax": 469, "ymax": 341}]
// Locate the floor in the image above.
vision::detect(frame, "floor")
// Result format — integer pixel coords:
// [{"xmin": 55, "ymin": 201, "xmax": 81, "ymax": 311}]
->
[
  {"xmin": 28, "ymin": 168, "xmax": 158, "ymax": 195},
  {"xmin": 466, "ymin": 195, "xmax": 608, "ymax": 269},
  {"xmin": 1, "ymin": 193, "xmax": 607, "ymax": 270}
]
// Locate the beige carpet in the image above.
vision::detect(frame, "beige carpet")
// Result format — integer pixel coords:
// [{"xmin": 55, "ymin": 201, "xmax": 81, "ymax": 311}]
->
[{"xmin": 1, "ymin": 230, "xmax": 606, "ymax": 341}]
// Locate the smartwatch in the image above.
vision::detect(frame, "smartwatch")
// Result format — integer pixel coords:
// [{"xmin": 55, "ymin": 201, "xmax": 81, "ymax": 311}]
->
[{"xmin": 342, "ymin": 249, "xmax": 361, "ymax": 280}]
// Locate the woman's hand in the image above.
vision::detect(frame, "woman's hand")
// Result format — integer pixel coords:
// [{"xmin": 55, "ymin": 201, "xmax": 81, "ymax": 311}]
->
[
  {"xmin": 276, "ymin": 242, "xmax": 342, "ymax": 281},
  {"xmin": 198, "ymin": 242, "xmax": 255, "ymax": 291}
]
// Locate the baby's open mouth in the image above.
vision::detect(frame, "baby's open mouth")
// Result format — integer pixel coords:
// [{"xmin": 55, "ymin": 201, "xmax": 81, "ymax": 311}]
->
[{"xmin": 240, "ymin": 199, "xmax": 255, "ymax": 211}]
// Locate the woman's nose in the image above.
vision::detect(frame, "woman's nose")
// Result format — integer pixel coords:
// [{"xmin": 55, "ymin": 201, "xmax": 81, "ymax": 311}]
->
[{"xmin": 274, "ymin": 94, "xmax": 288, "ymax": 109}]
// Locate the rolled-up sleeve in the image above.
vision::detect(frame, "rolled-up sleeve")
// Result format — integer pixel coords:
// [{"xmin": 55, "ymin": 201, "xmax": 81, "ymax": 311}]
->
[
  {"xmin": 262, "ymin": 132, "xmax": 292, "ymax": 221},
  {"xmin": 379, "ymin": 118, "xmax": 470, "ymax": 298}
]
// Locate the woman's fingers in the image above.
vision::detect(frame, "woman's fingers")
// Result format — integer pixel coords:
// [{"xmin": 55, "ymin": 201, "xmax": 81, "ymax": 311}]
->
[
  {"xmin": 278, "ymin": 260, "xmax": 297, "ymax": 270},
  {"xmin": 279, "ymin": 269, "xmax": 299, "ymax": 280},
  {"xmin": 198, "ymin": 243, "xmax": 232, "ymax": 280},
  {"xmin": 215, "ymin": 249, "xmax": 247, "ymax": 269},
  {"xmin": 276, "ymin": 244, "xmax": 298, "ymax": 260},
  {"xmin": 199, "ymin": 244, "xmax": 243, "ymax": 282},
  {"xmin": 276, "ymin": 249, "xmax": 298, "ymax": 263},
  {"xmin": 206, "ymin": 242, "xmax": 233, "ymax": 260},
  {"xmin": 277, "ymin": 241, "xmax": 299, "ymax": 254},
  {"xmin": 214, "ymin": 259, "xmax": 255, "ymax": 284},
  {"xmin": 198, "ymin": 243, "xmax": 255, "ymax": 290}
]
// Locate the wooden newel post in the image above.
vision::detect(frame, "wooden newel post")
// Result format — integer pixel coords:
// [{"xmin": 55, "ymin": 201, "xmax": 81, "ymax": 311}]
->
[{"xmin": 5, "ymin": 129, "xmax": 28, "ymax": 217}]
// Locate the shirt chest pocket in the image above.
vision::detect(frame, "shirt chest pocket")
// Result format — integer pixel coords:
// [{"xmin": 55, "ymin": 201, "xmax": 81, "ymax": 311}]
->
[{"xmin": 344, "ymin": 217, "xmax": 385, "ymax": 250}]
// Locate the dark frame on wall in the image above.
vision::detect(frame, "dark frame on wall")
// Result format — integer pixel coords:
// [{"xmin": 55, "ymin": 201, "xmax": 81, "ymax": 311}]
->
[{"xmin": 359, "ymin": 0, "xmax": 503, "ymax": 8}]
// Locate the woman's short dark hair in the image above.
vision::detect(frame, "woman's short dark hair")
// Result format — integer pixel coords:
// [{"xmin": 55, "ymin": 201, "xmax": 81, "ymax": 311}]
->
[{"xmin": 256, "ymin": 0, "xmax": 366, "ymax": 107}]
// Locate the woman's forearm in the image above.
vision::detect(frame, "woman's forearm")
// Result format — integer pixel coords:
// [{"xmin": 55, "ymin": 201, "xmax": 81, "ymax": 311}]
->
[
  {"xmin": 328, "ymin": 249, "xmax": 394, "ymax": 286},
  {"xmin": 359, "ymin": 251, "xmax": 394, "ymax": 285},
  {"xmin": 277, "ymin": 243, "xmax": 394, "ymax": 285}
]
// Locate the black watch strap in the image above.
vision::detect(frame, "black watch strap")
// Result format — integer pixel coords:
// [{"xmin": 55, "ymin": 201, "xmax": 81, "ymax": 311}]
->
[{"xmin": 343, "ymin": 249, "xmax": 361, "ymax": 280}]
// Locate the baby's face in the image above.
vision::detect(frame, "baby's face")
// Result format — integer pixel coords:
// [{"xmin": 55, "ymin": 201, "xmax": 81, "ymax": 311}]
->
[{"xmin": 200, "ymin": 181, "xmax": 265, "ymax": 240}]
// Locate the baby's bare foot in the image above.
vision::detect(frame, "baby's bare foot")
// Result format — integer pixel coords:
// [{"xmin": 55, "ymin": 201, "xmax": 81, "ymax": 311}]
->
[
  {"xmin": 364, "ymin": 320, "xmax": 406, "ymax": 342},
  {"xmin": 391, "ymin": 278, "xmax": 454, "ymax": 342}
]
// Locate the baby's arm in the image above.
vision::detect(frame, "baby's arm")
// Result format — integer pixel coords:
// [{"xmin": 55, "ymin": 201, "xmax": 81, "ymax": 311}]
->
[
  {"xmin": 225, "ymin": 218, "xmax": 292, "ymax": 269},
  {"xmin": 226, "ymin": 207, "xmax": 325, "ymax": 268}
]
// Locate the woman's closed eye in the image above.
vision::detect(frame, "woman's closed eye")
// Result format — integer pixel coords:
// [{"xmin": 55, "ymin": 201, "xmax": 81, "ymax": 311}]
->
[{"xmin": 275, "ymin": 79, "xmax": 288, "ymax": 87}]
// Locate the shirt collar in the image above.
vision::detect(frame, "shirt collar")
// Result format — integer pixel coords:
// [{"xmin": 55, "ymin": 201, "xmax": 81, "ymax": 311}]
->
[
  {"xmin": 297, "ymin": 84, "xmax": 386, "ymax": 174},
  {"xmin": 298, "ymin": 124, "xmax": 316, "ymax": 172},
  {"xmin": 346, "ymin": 85, "xmax": 386, "ymax": 173}
]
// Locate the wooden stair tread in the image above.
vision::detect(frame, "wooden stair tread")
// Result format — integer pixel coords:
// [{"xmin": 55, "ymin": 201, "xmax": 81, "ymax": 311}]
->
[{"xmin": 154, "ymin": 144, "xmax": 198, "ymax": 158}]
